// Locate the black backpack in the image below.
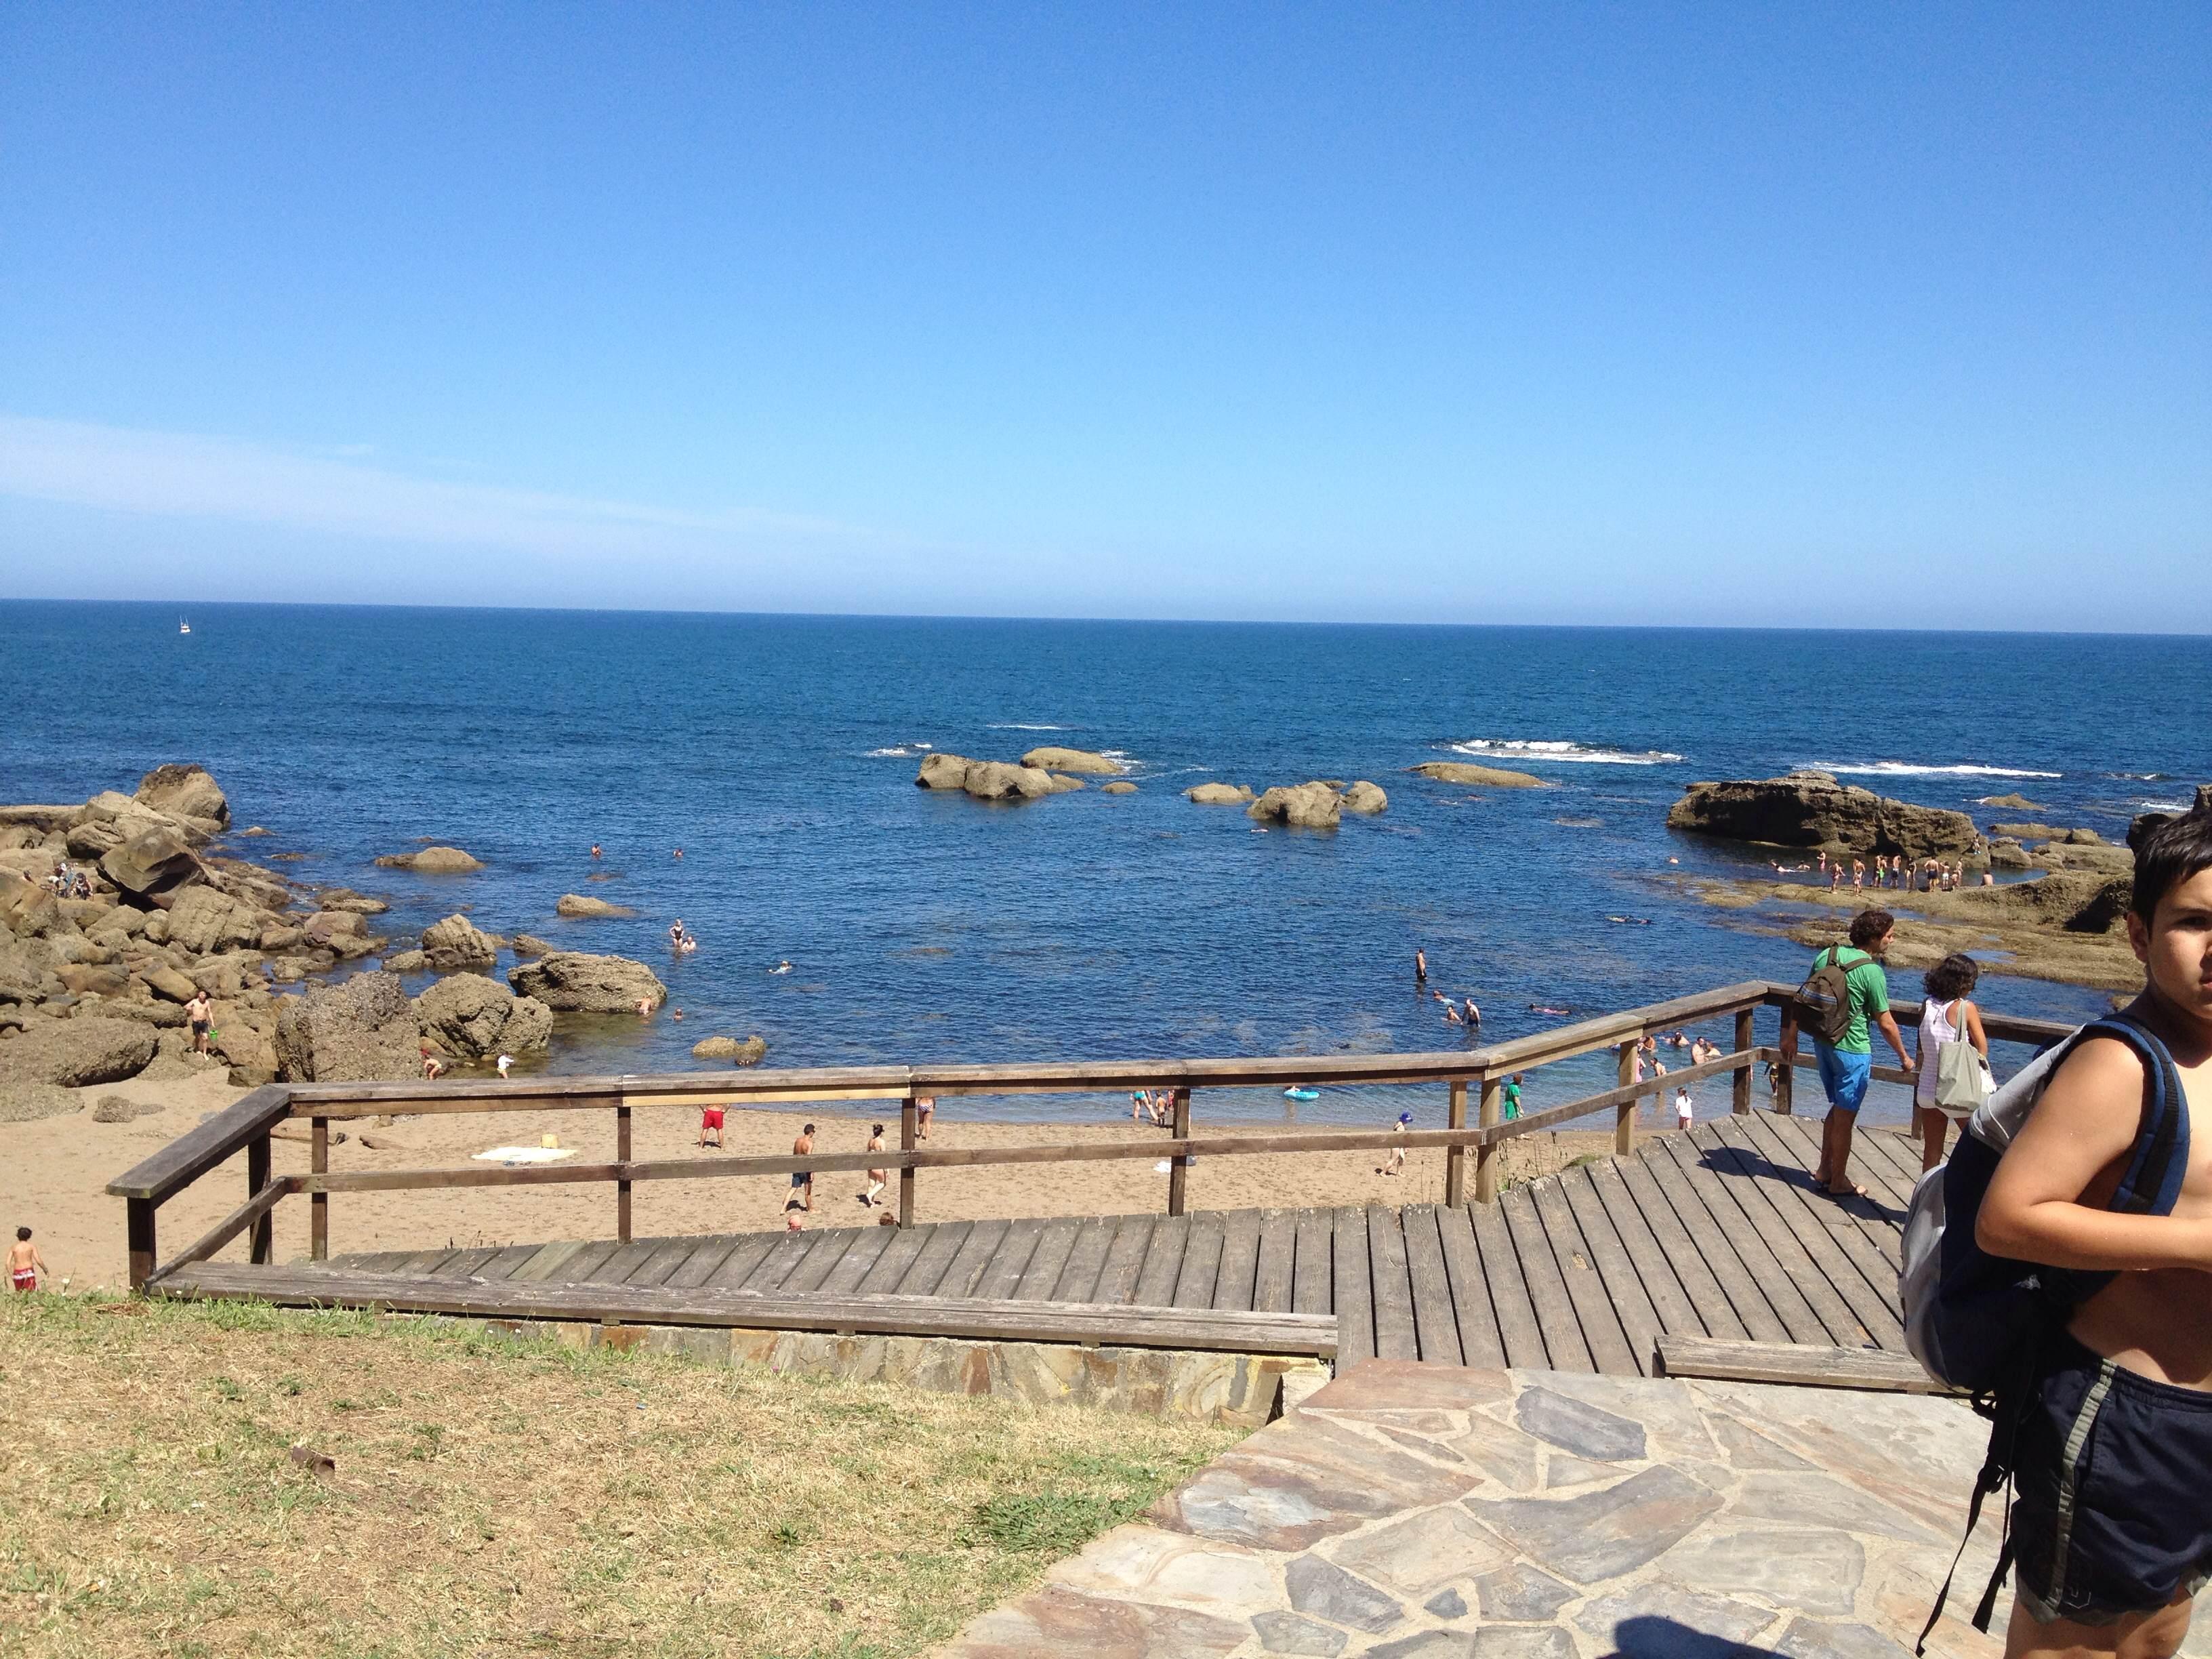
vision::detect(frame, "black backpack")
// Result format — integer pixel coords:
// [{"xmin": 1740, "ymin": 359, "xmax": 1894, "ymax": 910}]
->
[{"xmin": 1794, "ymin": 945, "xmax": 1872, "ymax": 1045}]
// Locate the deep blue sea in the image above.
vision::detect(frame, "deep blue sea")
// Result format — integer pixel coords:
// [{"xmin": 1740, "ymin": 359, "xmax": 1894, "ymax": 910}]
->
[{"xmin": 5, "ymin": 603, "xmax": 2207, "ymax": 1128}]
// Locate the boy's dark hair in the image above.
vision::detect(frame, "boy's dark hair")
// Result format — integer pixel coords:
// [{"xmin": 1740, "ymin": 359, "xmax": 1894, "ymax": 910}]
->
[
  {"xmin": 1848, "ymin": 909, "xmax": 1896, "ymax": 949},
  {"xmin": 1923, "ymin": 953, "xmax": 1981, "ymax": 1002},
  {"xmin": 2131, "ymin": 809, "xmax": 2212, "ymax": 925},
  {"xmin": 15, "ymin": 1226, "xmax": 28, "ymax": 1242}
]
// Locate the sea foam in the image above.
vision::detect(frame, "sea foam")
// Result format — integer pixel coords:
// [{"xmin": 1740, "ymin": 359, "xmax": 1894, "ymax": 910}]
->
[
  {"xmin": 1448, "ymin": 739, "xmax": 1684, "ymax": 766},
  {"xmin": 1807, "ymin": 760, "xmax": 2062, "ymax": 780}
]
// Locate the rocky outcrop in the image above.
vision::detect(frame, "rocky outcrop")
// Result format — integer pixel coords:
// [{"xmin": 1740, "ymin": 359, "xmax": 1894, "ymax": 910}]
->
[
  {"xmin": 2128, "ymin": 786, "xmax": 2212, "ymax": 853},
  {"xmin": 506, "ymin": 951, "xmax": 666, "ymax": 1013},
  {"xmin": 135, "ymin": 764, "xmax": 230, "ymax": 831},
  {"xmin": 916, "ymin": 754, "xmax": 1059, "ymax": 801},
  {"xmin": 1408, "ymin": 762, "xmax": 1545, "ymax": 788},
  {"xmin": 1101, "ymin": 781, "xmax": 1139, "ymax": 795},
  {"xmin": 0, "ymin": 1082, "xmax": 81, "ymax": 1124},
  {"xmin": 691, "ymin": 1033, "xmax": 769, "ymax": 1065},
  {"xmin": 382, "ymin": 949, "xmax": 430, "ymax": 972},
  {"xmin": 0, "ymin": 1018, "xmax": 159, "ymax": 1088},
  {"xmin": 1247, "ymin": 783, "xmax": 1343, "ymax": 830},
  {"xmin": 510, "ymin": 933, "xmax": 555, "ymax": 959},
  {"xmin": 556, "ymin": 893, "xmax": 632, "ymax": 918},
  {"xmin": 375, "ymin": 846, "xmax": 484, "ymax": 872},
  {"xmin": 422, "ymin": 914, "xmax": 497, "ymax": 970},
  {"xmin": 1046, "ymin": 775, "xmax": 1086, "ymax": 793},
  {"xmin": 274, "ymin": 972, "xmax": 422, "ymax": 1082},
  {"xmin": 415, "ymin": 972, "xmax": 552, "ymax": 1059},
  {"xmin": 1339, "ymin": 781, "xmax": 1388, "ymax": 815},
  {"xmin": 1186, "ymin": 783, "xmax": 1255, "ymax": 805},
  {"xmin": 1666, "ymin": 771, "xmax": 1978, "ymax": 857},
  {"xmin": 163, "ymin": 886, "xmax": 270, "ymax": 955},
  {"xmin": 1020, "ymin": 746, "xmax": 1125, "ymax": 775},
  {"xmin": 99, "ymin": 825, "xmax": 205, "ymax": 899},
  {"xmin": 1978, "ymin": 793, "xmax": 2043, "ymax": 811}
]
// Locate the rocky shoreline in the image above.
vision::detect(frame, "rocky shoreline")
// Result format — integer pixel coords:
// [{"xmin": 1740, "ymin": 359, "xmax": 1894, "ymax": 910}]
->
[{"xmin": 0, "ymin": 766, "xmax": 760, "ymax": 1115}]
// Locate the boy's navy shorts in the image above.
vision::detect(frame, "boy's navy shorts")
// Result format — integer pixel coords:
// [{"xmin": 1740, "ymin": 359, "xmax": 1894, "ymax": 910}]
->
[{"xmin": 2011, "ymin": 1330, "xmax": 2212, "ymax": 1626}]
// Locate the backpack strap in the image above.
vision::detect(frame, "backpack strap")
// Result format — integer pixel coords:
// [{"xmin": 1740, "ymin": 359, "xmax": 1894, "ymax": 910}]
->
[{"xmin": 2082, "ymin": 1017, "xmax": 2190, "ymax": 1216}]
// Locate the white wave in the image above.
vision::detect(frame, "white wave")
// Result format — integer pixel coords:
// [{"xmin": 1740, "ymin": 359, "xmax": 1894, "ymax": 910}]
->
[
  {"xmin": 1448, "ymin": 739, "xmax": 1684, "ymax": 766},
  {"xmin": 865, "ymin": 743, "xmax": 934, "ymax": 758},
  {"xmin": 2138, "ymin": 799, "xmax": 2194, "ymax": 813},
  {"xmin": 1807, "ymin": 760, "xmax": 2062, "ymax": 780},
  {"xmin": 2110, "ymin": 772, "xmax": 2167, "ymax": 781},
  {"xmin": 988, "ymin": 722, "xmax": 1072, "ymax": 731}
]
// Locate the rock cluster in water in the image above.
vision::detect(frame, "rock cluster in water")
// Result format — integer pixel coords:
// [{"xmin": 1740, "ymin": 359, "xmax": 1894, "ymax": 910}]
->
[{"xmin": 1666, "ymin": 771, "xmax": 1979, "ymax": 858}]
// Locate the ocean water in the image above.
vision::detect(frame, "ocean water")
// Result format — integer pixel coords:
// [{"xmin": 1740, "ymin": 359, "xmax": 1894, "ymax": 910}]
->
[{"xmin": 5, "ymin": 602, "xmax": 2206, "ymax": 1128}]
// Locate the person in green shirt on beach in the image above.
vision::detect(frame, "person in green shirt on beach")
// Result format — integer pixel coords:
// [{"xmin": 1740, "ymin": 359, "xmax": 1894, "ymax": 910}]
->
[
  {"xmin": 1808, "ymin": 908, "xmax": 1916, "ymax": 1199},
  {"xmin": 1501, "ymin": 1075, "xmax": 1523, "ymax": 1122}
]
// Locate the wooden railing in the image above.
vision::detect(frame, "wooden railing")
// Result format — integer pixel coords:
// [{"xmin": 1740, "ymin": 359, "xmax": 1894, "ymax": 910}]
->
[{"xmin": 108, "ymin": 980, "xmax": 2077, "ymax": 1291}]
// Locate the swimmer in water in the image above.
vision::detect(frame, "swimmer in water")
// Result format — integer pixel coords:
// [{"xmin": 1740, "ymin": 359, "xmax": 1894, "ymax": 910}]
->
[
  {"xmin": 1462, "ymin": 997, "xmax": 1480, "ymax": 1026},
  {"xmin": 669, "ymin": 920, "xmax": 687, "ymax": 949},
  {"xmin": 769, "ymin": 960, "xmax": 793, "ymax": 975},
  {"xmin": 590, "ymin": 843, "xmax": 602, "ymax": 859},
  {"xmin": 1529, "ymin": 1004, "xmax": 1574, "ymax": 1017}
]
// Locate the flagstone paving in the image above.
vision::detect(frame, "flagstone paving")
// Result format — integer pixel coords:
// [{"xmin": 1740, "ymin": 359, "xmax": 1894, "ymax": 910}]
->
[{"xmin": 935, "ymin": 1360, "xmax": 2212, "ymax": 1658}]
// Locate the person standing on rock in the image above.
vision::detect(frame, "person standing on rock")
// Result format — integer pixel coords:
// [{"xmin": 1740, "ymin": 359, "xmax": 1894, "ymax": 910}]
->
[
  {"xmin": 1804, "ymin": 909, "xmax": 1915, "ymax": 1199},
  {"xmin": 183, "ymin": 989, "xmax": 213, "ymax": 1057}
]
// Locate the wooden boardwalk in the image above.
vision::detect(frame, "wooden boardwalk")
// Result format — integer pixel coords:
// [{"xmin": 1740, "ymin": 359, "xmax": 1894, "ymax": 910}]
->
[{"xmin": 277, "ymin": 1112, "xmax": 1914, "ymax": 1378}]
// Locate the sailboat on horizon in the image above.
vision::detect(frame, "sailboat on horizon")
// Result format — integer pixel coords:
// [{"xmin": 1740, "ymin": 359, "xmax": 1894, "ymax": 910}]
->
[{"xmin": 178, "ymin": 617, "xmax": 191, "ymax": 635}]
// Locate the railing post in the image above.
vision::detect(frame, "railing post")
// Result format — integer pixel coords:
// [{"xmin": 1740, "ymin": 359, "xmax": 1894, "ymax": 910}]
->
[
  {"xmin": 310, "ymin": 1116, "xmax": 329, "ymax": 1261},
  {"xmin": 616, "ymin": 1103, "xmax": 633, "ymax": 1245},
  {"xmin": 1443, "ymin": 1077, "xmax": 1470, "ymax": 1207},
  {"xmin": 247, "ymin": 1130, "xmax": 273, "ymax": 1265},
  {"xmin": 1732, "ymin": 1009, "xmax": 1755, "ymax": 1116},
  {"xmin": 1475, "ymin": 1073, "xmax": 1503, "ymax": 1205},
  {"xmin": 127, "ymin": 1197, "xmax": 157, "ymax": 1292},
  {"xmin": 1776, "ymin": 1003, "xmax": 1798, "ymax": 1116},
  {"xmin": 1167, "ymin": 1088, "xmax": 1191, "ymax": 1216},
  {"xmin": 899, "ymin": 1094, "xmax": 918, "ymax": 1228},
  {"xmin": 1615, "ymin": 1040, "xmax": 1638, "ymax": 1155}
]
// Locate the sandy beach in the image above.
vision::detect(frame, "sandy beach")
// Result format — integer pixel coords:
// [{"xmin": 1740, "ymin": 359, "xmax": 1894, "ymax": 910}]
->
[{"xmin": 2, "ymin": 1073, "xmax": 1723, "ymax": 1291}]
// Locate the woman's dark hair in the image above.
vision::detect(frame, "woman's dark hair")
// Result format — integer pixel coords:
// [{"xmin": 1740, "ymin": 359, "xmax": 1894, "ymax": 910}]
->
[
  {"xmin": 2132, "ymin": 809, "xmax": 2212, "ymax": 925},
  {"xmin": 1848, "ymin": 909, "xmax": 1896, "ymax": 949},
  {"xmin": 872, "ymin": 1123, "xmax": 884, "ymax": 1136},
  {"xmin": 1923, "ymin": 954, "xmax": 1980, "ymax": 1002}
]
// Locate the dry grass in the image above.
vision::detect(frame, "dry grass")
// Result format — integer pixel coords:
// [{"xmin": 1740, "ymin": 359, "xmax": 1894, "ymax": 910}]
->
[{"xmin": 0, "ymin": 1294, "xmax": 1241, "ymax": 1658}]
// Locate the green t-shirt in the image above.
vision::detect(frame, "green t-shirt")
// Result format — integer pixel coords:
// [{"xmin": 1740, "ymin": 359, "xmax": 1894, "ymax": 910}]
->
[
  {"xmin": 1501, "ymin": 1081, "xmax": 1521, "ymax": 1120},
  {"xmin": 1817, "ymin": 947, "xmax": 1889, "ymax": 1054}
]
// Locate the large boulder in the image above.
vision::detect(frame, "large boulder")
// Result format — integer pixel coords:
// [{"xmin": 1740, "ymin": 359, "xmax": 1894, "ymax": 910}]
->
[
  {"xmin": 1185, "ymin": 783, "xmax": 1255, "ymax": 805},
  {"xmin": 1408, "ymin": 762, "xmax": 1546, "ymax": 788},
  {"xmin": 1247, "ymin": 783, "xmax": 1343, "ymax": 830},
  {"xmin": 163, "ymin": 886, "xmax": 269, "ymax": 955},
  {"xmin": 556, "ymin": 893, "xmax": 632, "ymax": 918},
  {"xmin": 274, "ymin": 972, "xmax": 422, "ymax": 1082},
  {"xmin": 421, "ymin": 914, "xmax": 498, "ymax": 970},
  {"xmin": 916, "ymin": 753, "xmax": 974, "ymax": 791},
  {"xmin": 1666, "ymin": 771, "xmax": 1979, "ymax": 857},
  {"xmin": 374, "ymin": 846, "xmax": 485, "ymax": 873},
  {"xmin": 0, "ymin": 1018, "xmax": 158, "ymax": 1088},
  {"xmin": 1339, "ymin": 781, "xmax": 1389, "ymax": 815},
  {"xmin": 914, "ymin": 754, "xmax": 1058, "ymax": 801},
  {"xmin": 100, "ymin": 825, "xmax": 205, "ymax": 899},
  {"xmin": 415, "ymin": 972, "xmax": 552, "ymax": 1059},
  {"xmin": 692, "ymin": 1033, "xmax": 769, "ymax": 1065},
  {"xmin": 1101, "ymin": 781, "xmax": 1139, "ymax": 796},
  {"xmin": 1019, "ymin": 746, "xmax": 1125, "ymax": 775},
  {"xmin": 0, "ymin": 1083, "xmax": 81, "ymax": 1124},
  {"xmin": 507, "ymin": 951, "xmax": 667, "ymax": 1013},
  {"xmin": 510, "ymin": 933, "xmax": 555, "ymax": 959},
  {"xmin": 135, "ymin": 764, "xmax": 230, "ymax": 831}
]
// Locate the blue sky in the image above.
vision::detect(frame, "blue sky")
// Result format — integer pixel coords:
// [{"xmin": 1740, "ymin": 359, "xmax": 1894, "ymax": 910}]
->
[{"xmin": 3, "ymin": 4, "xmax": 2207, "ymax": 626}]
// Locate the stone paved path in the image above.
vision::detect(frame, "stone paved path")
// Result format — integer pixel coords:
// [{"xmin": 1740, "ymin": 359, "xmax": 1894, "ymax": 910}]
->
[{"xmin": 935, "ymin": 1361, "xmax": 2212, "ymax": 1658}]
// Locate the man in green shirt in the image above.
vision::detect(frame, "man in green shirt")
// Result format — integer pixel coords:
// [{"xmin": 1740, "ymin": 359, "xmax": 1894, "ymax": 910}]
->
[{"xmin": 1809, "ymin": 908, "xmax": 1916, "ymax": 1199}]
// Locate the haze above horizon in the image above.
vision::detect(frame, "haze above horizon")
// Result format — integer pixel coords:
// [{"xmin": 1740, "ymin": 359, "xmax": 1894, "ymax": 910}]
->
[{"xmin": 3, "ymin": 6, "xmax": 2207, "ymax": 630}]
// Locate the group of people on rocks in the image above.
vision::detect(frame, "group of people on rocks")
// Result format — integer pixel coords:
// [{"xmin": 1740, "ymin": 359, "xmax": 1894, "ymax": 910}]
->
[{"xmin": 1772, "ymin": 849, "xmax": 1992, "ymax": 892}]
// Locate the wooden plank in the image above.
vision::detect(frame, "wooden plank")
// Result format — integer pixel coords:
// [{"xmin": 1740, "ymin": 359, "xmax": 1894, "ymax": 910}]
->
[
  {"xmin": 821, "ymin": 1225, "xmax": 899, "ymax": 1294},
  {"xmin": 779, "ymin": 1231, "xmax": 861, "ymax": 1296},
  {"xmin": 1656, "ymin": 1334, "xmax": 1955, "ymax": 1395},
  {"xmin": 664, "ymin": 1237, "xmax": 743, "ymax": 1290},
  {"xmin": 1589, "ymin": 1158, "xmax": 1744, "ymax": 1343},
  {"xmin": 388, "ymin": 1246, "xmax": 463, "ymax": 1275},
  {"xmin": 1557, "ymin": 1167, "xmax": 1664, "ymax": 1377},
  {"xmin": 1647, "ymin": 1132, "xmax": 1837, "ymax": 1349},
  {"xmin": 975, "ymin": 1217, "xmax": 1046, "ymax": 1301},
  {"xmin": 1528, "ymin": 1176, "xmax": 1638, "ymax": 1375},
  {"xmin": 1330, "ymin": 1206, "xmax": 1376, "ymax": 1369},
  {"xmin": 855, "ymin": 1223, "xmax": 930, "ymax": 1294},
  {"xmin": 1707, "ymin": 1120, "xmax": 1906, "ymax": 1349},
  {"xmin": 1251, "ymin": 1210, "xmax": 1296, "ymax": 1315},
  {"xmin": 1618, "ymin": 1145, "xmax": 1783, "ymax": 1345},
  {"xmin": 1130, "ymin": 1215, "xmax": 1189, "ymax": 1307},
  {"xmin": 1467, "ymin": 1199, "xmax": 1548, "ymax": 1370},
  {"xmin": 1046, "ymin": 1216, "xmax": 1118, "ymax": 1304},
  {"xmin": 151, "ymin": 1177, "xmax": 291, "ymax": 1279},
  {"xmin": 108, "ymin": 1084, "xmax": 292, "ymax": 1202},
  {"xmin": 1013, "ymin": 1219, "xmax": 1083, "ymax": 1302},
  {"xmin": 1433, "ymin": 1204, "xmax": 1507, "ymax": 1370},
  {"xmin": 536, "ymin": 1240, "xmax": 622, "ymax": 1284},
  {"xmin": 433, "ymin": 1246, "xmax": 507, "ymax": 1279},
  {"xmin": 738, "ymin": 1235, "xmax": 816, "ymax": 1294},
  {"xmin": 1399, "ymin": 1206, "xmax": 1464, "ymax": 1368},
  {"xmin": 471, "ymin": 1242, "xmax": 550, "ymax": 1282},
  {"xmin": 1365, "ymin": 1205, "xmax": 1419, "ymax": 1362},
  {"xmin": 580, "ymin": 1239, "xmax": 670, "ymax": 1285},
  {"xmin": 1291, "ymin": 1210, "xmax": 1332, "ymax": 1316},
  {"xmin": 1089, "ymin": 1217, "xmax": 1153, "ymax": 1306},
  {"xmin": 1500, "ymin": 1187, "xmax": 1595, "ymax": 1373},
  {"xmin": 1686, "ymin": 1124, "xmax": 1881, "ymax": 1350},
  {"xmin": 155, "ymin": 1263, "xmax": 1340, "ymax": 1357},
  {"xmin": 705, "ymin": 1233, "xmax": 781, "ymax": 1290},
  {"xmin": 1170, "ymin": 1212, "xmax": 1227, "ymax": 1311},
  {"xmin": 1212, "ymin": 1210, "xmax": 1263, "ymax": 1314},
  {"xmin": 935, "ymin": 1218, "xmax": 1012, "ymax": 1300},
  {"xmin": 887, "ymin": 1221, "xmax": 970, "ymax": 1297}
]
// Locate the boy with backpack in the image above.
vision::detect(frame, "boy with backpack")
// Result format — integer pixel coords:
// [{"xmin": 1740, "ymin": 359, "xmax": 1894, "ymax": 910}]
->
[
  {"xmin": 1799, "ymin": 908, "xmax": 1916, "ymax": 1199},
  {"xmin": 1965, "ymin": 811, "xmax": 2212, "ymax": 1655}
]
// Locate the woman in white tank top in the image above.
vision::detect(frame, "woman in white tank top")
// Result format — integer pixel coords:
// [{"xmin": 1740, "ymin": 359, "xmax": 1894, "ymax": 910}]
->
[{"xmin": 1912, "ymin": 952, "xmax": 1990, "ymax": 1172}]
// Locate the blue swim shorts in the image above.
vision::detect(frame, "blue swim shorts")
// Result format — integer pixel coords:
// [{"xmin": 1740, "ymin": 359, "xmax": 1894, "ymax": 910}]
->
[{"xmin": 1814, "ymin": 1042, "xmax": 1872, "ymax": 1113}]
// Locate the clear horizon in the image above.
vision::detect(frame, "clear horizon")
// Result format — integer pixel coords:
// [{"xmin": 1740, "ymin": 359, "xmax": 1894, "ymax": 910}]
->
[{"xmin": 3, "ymin": 6, "xmax": 2207, "ymax": 630}]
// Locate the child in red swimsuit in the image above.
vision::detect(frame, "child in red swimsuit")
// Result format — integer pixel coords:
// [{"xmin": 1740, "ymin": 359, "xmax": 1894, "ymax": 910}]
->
[
  {"xmin": 697, "ymin": 1106, "xmax": 724, "ymax": 1149},
  {"xmin": 9, "ymin": 1227, "xmax": 47, "ymax": 1292}
]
